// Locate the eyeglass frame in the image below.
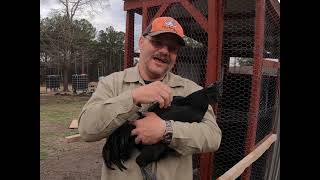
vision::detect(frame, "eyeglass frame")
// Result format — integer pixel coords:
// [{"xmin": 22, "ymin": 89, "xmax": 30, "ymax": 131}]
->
[{"xmin": 143, "ymin": 35, "xmax": 180, "ymax": 53}]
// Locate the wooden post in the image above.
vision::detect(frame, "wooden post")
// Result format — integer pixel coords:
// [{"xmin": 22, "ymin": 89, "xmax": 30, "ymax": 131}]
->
[
  {"xmin": 242, "ymin": 1, "xmax": 266, "ymax": 179},
  {"xmin": 218, "ymin": 134, "xmax": 277, "ymax": 180},
  {"xmin": 65, "ymin": 134, "xmax": 81, "ymax": 143},
  {"xmin": 69, "ymin": 119, "xmax": 79, "ymax": 129},
  {"xmin": 124, "ymin": 10, "xmax": 135, "ymax": 69}
]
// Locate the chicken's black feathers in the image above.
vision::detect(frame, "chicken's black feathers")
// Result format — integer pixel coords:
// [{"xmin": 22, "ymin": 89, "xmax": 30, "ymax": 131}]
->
[{"xmin": 102, "ymin": 81, "xmax": 222, "ymax": 170}]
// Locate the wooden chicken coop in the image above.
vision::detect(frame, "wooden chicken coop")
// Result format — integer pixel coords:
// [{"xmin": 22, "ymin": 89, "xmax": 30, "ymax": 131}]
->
[{"xmin": 123, "ymin": 0, "xmax": 280, "ymax": 179}]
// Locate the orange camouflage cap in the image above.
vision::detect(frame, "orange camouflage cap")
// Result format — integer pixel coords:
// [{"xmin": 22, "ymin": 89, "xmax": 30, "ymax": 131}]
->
[{"xmin": 142, "ymin": 16, "xmax": 185, "ymax": 46}]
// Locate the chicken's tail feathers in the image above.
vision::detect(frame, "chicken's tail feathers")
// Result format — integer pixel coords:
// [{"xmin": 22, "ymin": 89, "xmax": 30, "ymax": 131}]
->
[
  {"xmin": 102, "ymin": 142, "xmax": 116, "ymax": 170},
  {"xmin": 204, "ymin": 81, "xmax": 223, "ymax": 105},
  {"xmin": 140, "ymin": 166, "xmax": 157, "ymax": 180}
]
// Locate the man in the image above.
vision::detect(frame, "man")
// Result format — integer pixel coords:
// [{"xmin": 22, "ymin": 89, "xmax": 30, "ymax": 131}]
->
[{"xmin": 78, "ymin": 16, "xmax": 222, "ymax": 180}]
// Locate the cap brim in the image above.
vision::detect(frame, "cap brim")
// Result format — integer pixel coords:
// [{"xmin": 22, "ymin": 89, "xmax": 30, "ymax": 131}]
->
[{"xmin": 148, "ymin": 31, "xmax": 185, "ymax": 46}]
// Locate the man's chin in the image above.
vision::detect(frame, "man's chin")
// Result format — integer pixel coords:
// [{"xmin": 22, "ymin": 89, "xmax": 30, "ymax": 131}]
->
[{"xmin": 148, "ymin": 68, "xmax": 168, "ymax": 78}]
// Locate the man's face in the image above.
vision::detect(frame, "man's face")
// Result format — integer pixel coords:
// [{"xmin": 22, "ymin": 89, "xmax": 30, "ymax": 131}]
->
[{"xmin": 138, "ymin": 33, "xmax": 182, "ymax": 80}]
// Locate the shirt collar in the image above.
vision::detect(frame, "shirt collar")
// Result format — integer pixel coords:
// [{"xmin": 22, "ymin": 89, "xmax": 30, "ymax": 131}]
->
[{"xmin": 123, "ymin": 64, "xmax": 141, "ymax": 83}]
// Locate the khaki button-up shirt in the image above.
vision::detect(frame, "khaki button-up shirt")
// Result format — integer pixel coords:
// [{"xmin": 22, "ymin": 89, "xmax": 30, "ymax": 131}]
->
[{"xmin": 78, "ymin": 64, "xmax": 222, "ymax": 180}]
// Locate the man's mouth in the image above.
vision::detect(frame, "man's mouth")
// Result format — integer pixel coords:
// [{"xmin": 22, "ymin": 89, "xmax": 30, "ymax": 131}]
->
[{"xmin": 153, "ymin": 56, "xmax": 169, "ymax": 64}]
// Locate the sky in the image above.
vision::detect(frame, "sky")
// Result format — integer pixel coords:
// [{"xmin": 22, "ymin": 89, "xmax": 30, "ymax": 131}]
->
[
  {"xmin": 40, "ymin": 0, "xmax": 279, "ymax": 31},
  {"xmin": 40, "ymin": 0, "xmax": 279, "ymax": 51},
  {"xmin": 40, "ymin": 0, "xmax": 132, "ymax": 32},
  {"xmin": 40, "ymin": 0, "xmax": 142, "ymax": 50}
]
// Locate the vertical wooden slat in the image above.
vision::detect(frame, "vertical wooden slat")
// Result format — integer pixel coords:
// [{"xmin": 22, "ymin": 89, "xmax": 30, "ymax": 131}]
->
[
  {"xmin": 205, "ymin": 0, "xmax": 218, "ymax": 86},
  {"xmin": 142, "ymin": 5, "xmax": 148, "ymax": 31},
  {"xmin": 124, "ymin": 10, "xmax": 134, "ymax": 68},
  {"xmin": 241, "ymin": 0, "xmax": 266, "ymax": 179},
  {"xmin": 200, "ymin": 0, "xmax": 219, "ymax": 180}
]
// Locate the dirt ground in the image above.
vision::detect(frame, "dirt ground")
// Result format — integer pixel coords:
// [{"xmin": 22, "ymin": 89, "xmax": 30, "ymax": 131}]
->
[
  {"xmin": 40, "ymin": 93, "xmax": 105, "ymax": 180},
  {"xmin": 40, "ymin": 140, "xmax": 104, "ymax": 180}
]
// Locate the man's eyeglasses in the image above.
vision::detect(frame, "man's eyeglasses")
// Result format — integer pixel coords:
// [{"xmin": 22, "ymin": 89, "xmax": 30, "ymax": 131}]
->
[{"xmin": 144, "ymin": 35, "xmax": 179, "ymax": 53}]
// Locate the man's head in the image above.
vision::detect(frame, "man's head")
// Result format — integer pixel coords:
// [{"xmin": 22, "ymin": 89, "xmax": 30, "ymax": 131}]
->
[{"xmin": 138, "ymin": 17, "xmax": 185, "ymax": 81}]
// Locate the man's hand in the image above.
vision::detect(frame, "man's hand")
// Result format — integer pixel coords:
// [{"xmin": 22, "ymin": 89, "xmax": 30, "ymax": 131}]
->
[
  {"xmin": 132, "ymin": 81, "xmax": 173, "ymax": 108},
  {"xmin": 131, "ymin": 112, "xmax": 166, "ymax": 145}
]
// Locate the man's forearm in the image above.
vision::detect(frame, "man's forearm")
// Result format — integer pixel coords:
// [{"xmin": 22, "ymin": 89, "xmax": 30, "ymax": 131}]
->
[
  {"xmin": 78, "ymin": 90, "xmax": 141, "ymax": 142},
  {"xmin": 168, "ymin": 107, "xmax": 222, "ymax": 155}
]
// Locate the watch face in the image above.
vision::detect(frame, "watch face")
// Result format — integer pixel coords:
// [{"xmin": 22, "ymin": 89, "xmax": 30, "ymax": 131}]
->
[
  {"xmin": 164, "ymin": 132, "xmax": 173, "ymax": 144},
  {"xmin": 165, "ymin": 133, "xmax": 170, "ymax": 138}
]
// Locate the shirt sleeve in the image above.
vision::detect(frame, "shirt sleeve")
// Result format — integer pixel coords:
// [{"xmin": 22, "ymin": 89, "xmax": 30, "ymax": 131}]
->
[
  {"xmin": 168, "ymin": 82, "xmax": 222, "ymax": 155},
  {"xmin": 78, "ymin": 75, "xmax": 141, "ymax": 142}
]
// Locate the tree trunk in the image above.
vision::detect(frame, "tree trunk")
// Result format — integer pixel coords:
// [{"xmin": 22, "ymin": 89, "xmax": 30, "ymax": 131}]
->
[
  {"xmin": 63, "ymin": 65, "xmax": 69, "ymax": 91},
  {"xmin": 86, "ymin": 62, "xmax": 88, "ymax": 76},
  {"xmin": 81, "ymin": 51, "xmax": 85, "ymax": 74},
  {"xmin": 63, "ymin": 51, "xmax": 71, "ymax": 91}
]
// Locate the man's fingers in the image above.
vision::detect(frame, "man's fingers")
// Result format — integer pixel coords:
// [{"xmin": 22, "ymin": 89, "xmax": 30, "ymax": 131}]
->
[
  {"xmin": 131, "ymin": 128, "xmax": 138, "ymax": 136},
  {"xmin": 156, "ymin": 86, "xmax": 171, "ymax": 108},
  {"xmin": 155, "ymin": 95, "xmax": 165, "ymax": 108},
  {"xmin": 153, "ymin": 82, "xmax": 172, "ymax": 107},
  {"xmin": 135, "ymin": 136, "xmax": 142, "ymax": 144},
  {"xmin": 162, "ymin": 85, "xmax": 172, "ymax": 98},
  {"xmin": 160, "ymin": 85, "xmax": 172, "ymax": 104},
  {"xmin": 143, "ymin": 112, "xmax": 155, "ymax": 117},
  {"xmin": 129, "ymin": 120, "xmax": 137, "ymax": 126},
  {"xmin": 159, "ymin": 91, "xmax": 170, "ymax": 108}
]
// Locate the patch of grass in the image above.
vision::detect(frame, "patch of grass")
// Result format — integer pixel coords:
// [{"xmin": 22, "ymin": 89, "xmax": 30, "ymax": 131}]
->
[
  {"xmin": 40, "ymin": 100, "xmax": 87, "ymax": 127},
  {"xmin": 40, "ymin": 149, "xmax": 47, "ymax": 160},
  {"xmin": 63, "ymin": 129, "xmax": 80, "ymax": 137},
  {"xmin": 40, "ymin": 138, "xmax": 49, "ymax": 161},
  {"xmin": 40, "ymin": 143, "xmax": 48, "ymax": 160},
  {"xmin": 40, "ymin": 96, "xmax": 89, "ymax": 160}
]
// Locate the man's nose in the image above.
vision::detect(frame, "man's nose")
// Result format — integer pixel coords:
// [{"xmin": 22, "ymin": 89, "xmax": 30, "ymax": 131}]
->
[{"xmin": 158, "ymin": 44, "xmax": 170, "ymax": 54}]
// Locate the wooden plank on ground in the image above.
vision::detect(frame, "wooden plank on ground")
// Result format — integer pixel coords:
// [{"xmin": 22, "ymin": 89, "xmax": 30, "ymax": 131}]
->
[
  {"xmin": 69, "ymin": 119, "xmax": 79, "ymax": 129},
  {"xmin": 217, "ymin": 134, "xmax": 277, "ymax": 180},
  {"xmin": 65, "ymin": 134, "xmax": 81, "ymax": 143}
]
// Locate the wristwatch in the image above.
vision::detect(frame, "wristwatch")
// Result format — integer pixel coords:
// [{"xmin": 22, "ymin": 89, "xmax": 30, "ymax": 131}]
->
[{"xmin": 162, "ymin": 121, "xmax": 173, "ymax": 145}]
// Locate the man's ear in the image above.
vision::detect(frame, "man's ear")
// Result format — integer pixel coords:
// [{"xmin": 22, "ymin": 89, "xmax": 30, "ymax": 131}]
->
[{"xmin": 138, "ymin": 36, "xmax": 144, "ymax": 50}]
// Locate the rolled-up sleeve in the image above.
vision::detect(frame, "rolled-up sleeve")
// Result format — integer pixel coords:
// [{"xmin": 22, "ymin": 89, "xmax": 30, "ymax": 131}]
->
[
  {"xmin": 78, "ymin": 75, "xmax": 141, "ymax": 142},
  {"xmin": 168, "ymin": 81, "xmax": 222, "ymax": 155},
  {"xmin": 168, "ymin": 106, "xmax": 221, "ymax": 155}
]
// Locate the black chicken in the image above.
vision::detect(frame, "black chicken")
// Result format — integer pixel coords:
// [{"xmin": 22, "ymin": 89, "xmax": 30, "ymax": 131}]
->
[{"xmin": 102, "ymin": 81, "xmax": 222, "ymax": 171}]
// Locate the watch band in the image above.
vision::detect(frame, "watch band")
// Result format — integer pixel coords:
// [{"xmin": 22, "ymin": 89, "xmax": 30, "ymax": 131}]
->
[{"xmin": 162, "ymin": 120, "xmax": 173, "ymax": 145}]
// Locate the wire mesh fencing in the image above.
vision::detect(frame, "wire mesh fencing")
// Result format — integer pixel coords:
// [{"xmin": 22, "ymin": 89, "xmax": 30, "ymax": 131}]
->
[
  {"xmin": 72, "ymin": 74, "xmax": 88, "ymax": 92},
  {"xmin": 123, "ymin": 0, "xmax": 279, "ymax": 179},
  {"xmin": 213, "ymin": 0, "xmax": 279, "ymax": 179},
  {"xmin": 145, "ymin": 2, "xmax": 209, "ymax": 178},
  {"xmin": 45, "ymin": 75, "xmax": 61, "ymax": 92}
]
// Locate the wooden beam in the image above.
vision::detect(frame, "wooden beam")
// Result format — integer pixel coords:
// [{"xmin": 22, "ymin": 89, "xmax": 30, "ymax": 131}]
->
[
  {"xmin": 69, "ymin": 119, "xmax": 78, "ymax": 129},
  {"xmin": 217, "ymin": 134, "xmax": 277, "ymax": 180},
  {"xmin": 216, "ymin": 0, "xmax": 225, "ymax": 81},
  {"xmin": 65, "ymin": 134, "xmax": 81, "ymax": 143},
  {"xmin": 242, "ymin": 0, "xmax": 266, "ymax": 179},
  {"xmin": 180, "ymin": 0, "xmax": 208, "ymax": 32},
  {"xmin": 124, "ymin": 10, "xmax": 135, "ymax": 68},
  {"xmin": 269, "ymin": 0, "xmax": 280, "ymax": 17},
  {"xmin": 142, "ymin": 4, "xmax": 149, "ymax": 31},
  {"xmin": 152, "ymin": 2, "xmax": 170, "ymax": 20},
  {"xmin": 124, "ymin": 0, "xmax": 142, "ymax": 11},
  {"xmin": 200, "ymin": 152, "xmax": 213, "ymax": 180},
  {"xmin": 200, "ymin": 0, "xmax": 220, "ymax": 179},
  {"xmin": 205, "ymin": 0, "xmax": 219, "ymax": 86},
  {"xmin": 262, "ymin": 59, "xmax": 280, "ymax": 69},
  {"xmin": 124, "ymin": 0, "xmax": 181, "ymax": 11}
]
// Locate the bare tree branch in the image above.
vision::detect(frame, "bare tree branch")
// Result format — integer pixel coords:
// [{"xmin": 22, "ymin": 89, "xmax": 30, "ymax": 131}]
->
[{"xmin": 70, "ymin": 0, "xmax": 81, "ymax": 20}]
